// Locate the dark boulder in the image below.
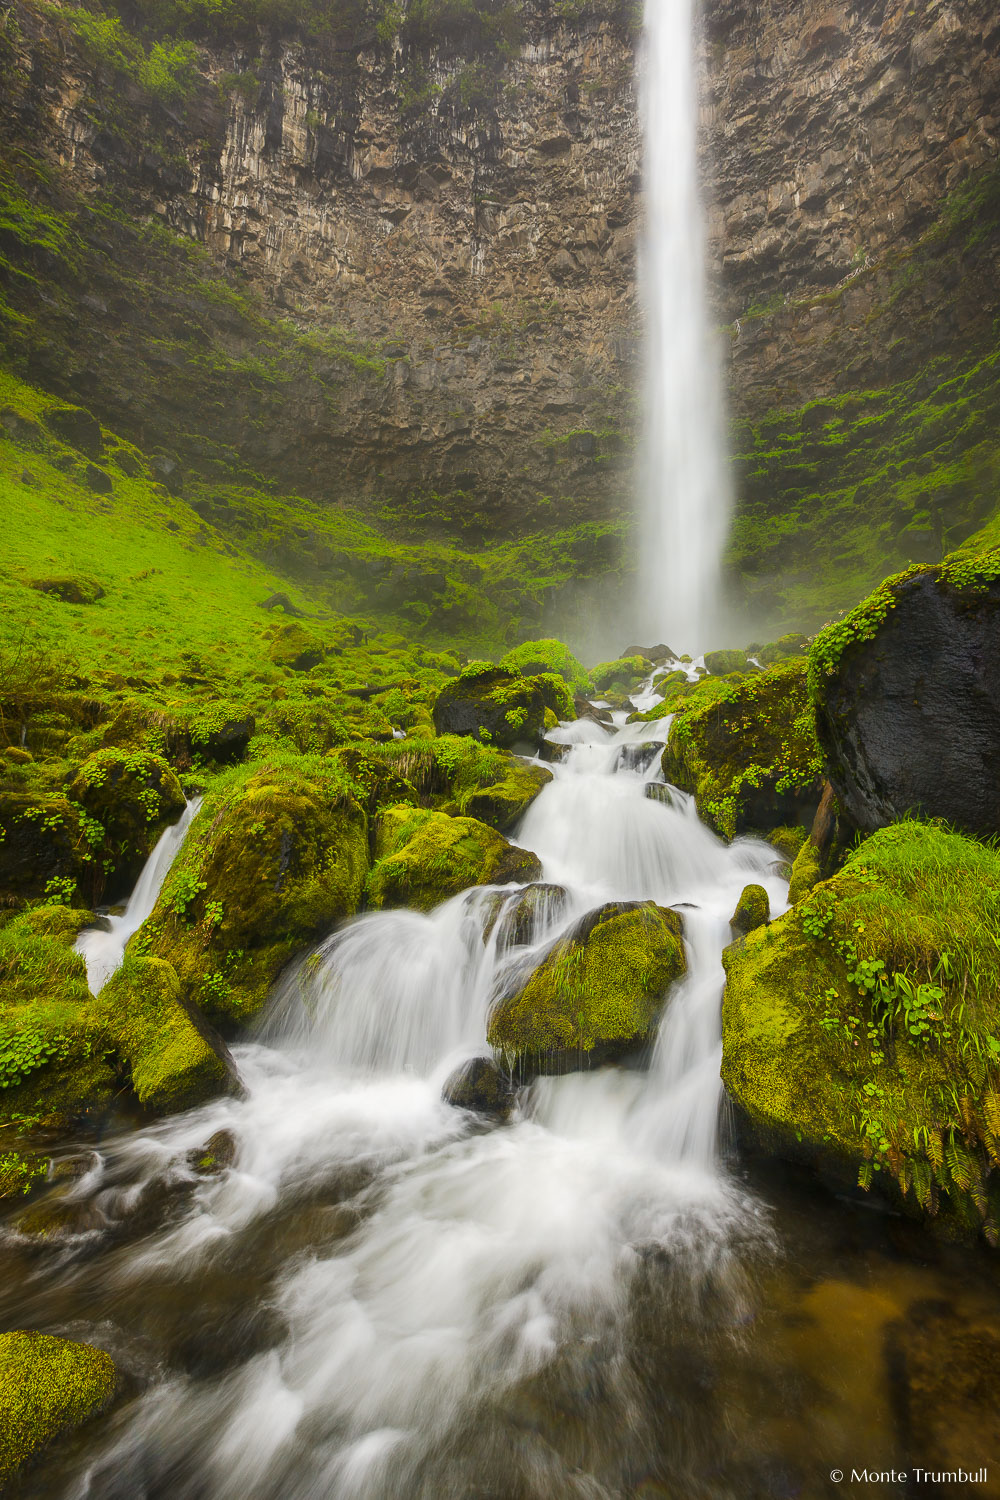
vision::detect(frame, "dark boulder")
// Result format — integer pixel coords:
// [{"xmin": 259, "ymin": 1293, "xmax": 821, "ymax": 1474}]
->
[
  {"xmin": 442, "ymin": 1057, "xmax": 514, "ymax": 1118},
  {"xmin": 192, "ymin": 715, "xmax": 256, "ymax": 763},
  {"xmin": 29, "ymin": 576, "xmax": 104, "ymax": 604},
  {"xmin": 811, "ymin": 561, "xmax": 1000, "ymax": 836},
  {"xmin": 84, "ymin": 463, "xmax": 114, "ymax": 495},
  {"xmin": 432, "ymin": 666, "xmax": 546, "ymax": 750}
]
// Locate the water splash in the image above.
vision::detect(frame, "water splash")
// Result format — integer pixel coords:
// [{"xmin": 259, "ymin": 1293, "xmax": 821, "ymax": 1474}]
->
[{"xmin": 637, "ymin": 0, "xmax": 731, "ymax": 649}]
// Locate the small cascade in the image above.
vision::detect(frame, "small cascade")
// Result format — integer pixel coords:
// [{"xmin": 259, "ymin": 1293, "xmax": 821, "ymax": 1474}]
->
[
  {"xmin": 75, "ymin": 797, "xmax": 203, "ymax": 994},
  {"xmin": 12, "ymin": 663, "xmax": 792, "ymax": 1500}
]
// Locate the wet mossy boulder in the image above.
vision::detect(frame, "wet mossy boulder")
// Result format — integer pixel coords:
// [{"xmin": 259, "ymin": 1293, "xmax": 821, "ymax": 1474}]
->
[
  {"xmin": 722, "ymin": 821, "xmax": 1000, "ymax": 1236},
  {"xmin": 787, "ymin": 839, "xmax": 823, "ymax": 904},
  {"xmin": 0, "ymin": 793, "xmax": 85, "ymax": 904},
  {"xmin": 730, "ymin": 884, "xmax": 769, "ymax": 936},
  {"xmin": 68, "ymin": 749, "xmax": 186, "ymax": 898},
  {"xmin": 442, "ymin": 1056, "xmax": 514, "ymax": 1118},
  {"xmin": 45, "ymin": 403, "xmax": 105, "ymax": 459},
  {"xmin": 481, "ymin": 882, "xmax": 569, "ymax": 950},
  {"xmin": 757, "ymin": 633, "xmax": 809, "ymax": 665},
  {"xmin": 0, "ymin": 911, "xmax": 116, "ymax": 1136},
  {"xmin": 460, "ymin": 756, "xmax": 552, "ymax": 834},
  {"xmin": 703, "ymin": 648, "xmax": 753, "ymax": 676},
  {"xmin": 487, "ymin": 901, "xmax": 686, "ymax": 1072},
  {"xmin": 432, "ymin": 664, "xmax": 546, "ymax": 749},
  {"xmin": 99, "ymin": 957, "xmax": 239, "ymax": 1114},
  {"xmin": 367, "ymin": 805, "xmax": 542, "ymax": 913},
  {"xmin": 0, "ymin": 1331, "xmax": 116, "ymax": 1485},
  {"xmin": 661, "ymin": 659, "xmax": 823, "ymax": 840},
  {"xmin": 500, "ymin": 638, "xmax": 590, "ymax": 693},
  {"xmin": 143, "ymin": 756, "xmax": 369, "ymax": 1028},
  {"xmin": 768, "ymin": 826, "xmax": 808, "ymax": 863},
  {"xmin": 809, "ymin": 550, "xmax": 1000, "ymax": 837},
  {"xmin": 589, "ymin": 656, "xmax": 649, "ymax": 694}
]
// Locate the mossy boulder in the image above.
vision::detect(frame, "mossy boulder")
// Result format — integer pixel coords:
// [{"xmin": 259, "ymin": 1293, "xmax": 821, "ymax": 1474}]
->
[
  {"xmin": 661, "ymin": 659, "xmax": 823, "ymax": 839},
  {"xmin": 757, "ymin": 633, "xmax": 809, "ymax": 665},
  {"xmin": 787, "ymin": 839, "xmax": 823, "ymax": 904},
  {"xmin": 487, "ymin": 901, "xmax": 686, "ymax": 1072},
  {"xmin": 589, "ymin": 656, "xmax": 649, "ymax": 694},
  {"xmin": 28, "ymin": 575, "xmax": 105, "ymax": 605},
  {"xmin": 0, "ymin": 793, "xmax": 85, "ymax": 904},
  {"xmin": 730, "ymin": 884, "xmax": 770, "ymax": 936},
  {"xmin": 68, "ymin": 748, "xmax": 186, "ymax": 898},
  {"xmin": 442, "ymin": 1056, "xmax": 514, "ymax": 1118},
  {"xmin": 0, "ymin": 912, "xmax": 116, "ymax": 1135},
  {"xmin": 0, "ymin": 1331, "xmax": 116, "ymax": 1485},
  {"xmin": 481, "ymin": 882, "xmax": 569, "ymax": 950},
  {"xmin": 142, "ymin": 755, "xmax": 369, "ymax": 1028},
  {"xmin": 722, "ymin": 821, "xmax": 1000, "ymax": 1236},
  {"xmin": 367, "ymin": 806, "xmax": 542, "ymax": 913},
  {"xmin": 460, "ymin": 756, "xmax": 552, "ymax": 834},
  {"xmin": 768, "ymin": 825, "xmax": 808, "ymax": 862},
  {"xmin": 432, "ymin": 664, "xmax": 546, "ymax": 749},
  {"xmin": 99, "ymin": 956, "xmax": 239, "ymax": 1113},
  {"xmin": 268, "ymin": 624, "xmax": 325, "ymax": 671},
  {"xmin": 809, "ymin": 550, "xmax": 1000, "ymax": 837},
  {"xmin": 703, "ymin": 648, "xmax": 753, "ymax": 675},
  {"xmin": 500, "ymin": 638, "xmax": 590, "ymax": 693},
  {"xmin": 529, "ymin": 672, "xmax": 576, "ymax": 723}
]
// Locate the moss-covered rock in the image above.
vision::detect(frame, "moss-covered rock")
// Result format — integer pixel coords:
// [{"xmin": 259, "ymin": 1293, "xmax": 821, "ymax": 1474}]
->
[
  {"xmin": 0, "ymin": 1331, "xmax": 116, "ymax": 1485},
  {"xmin": 722, "ymin": 821, "xmax": 1000, "ymax": 1237},
  {"xmin": 487, "ymin": 900, "xmax": 686, "ymax": 1072},
  {"xmin": 442, "ymin": 1056, "xmax": 514, "ymax": 1118},
  {"xmin": 757, "ymin": 633, "xmax": 810, "ymax": 665},
  {"xmin": 730, "ymin": 884, "xmax": 770, "ymax": 935},
  {"xmin": 432, "ymin": 664, "xmax": 546, "ymax": 748},
  {"xmin": 0, "ymin": 911, "xmax": 116, "ymax": 1134},
  {"xmin": 500, "ymin": 638, "xmax": 590, "ymax": 693},
  {"xmin": 141, "ymin": 755, "xmax": 369, "ymax": 1028},
  {"xmin": 368, "ymin": 805, "xmax": 542, "ymax": 912},
  {"xmin": 703, "ymin": 648, "xmax": 753, "ymax": 675},
  {"xmin": 481, "ymin": 882, "xmax": 569, "ymax": 949},
  {"xmin": 661, "ymin": 659, "xmax": 823, "ymax": 839},
  {"xmin": 0, "ymin": 793, "xmax": 85, "ymax": 904},
  {"xmin": 809, "ymin": 550, "xmax": 1000, "ymax": 837},
  {"xmin": 589, "ymin": 656, "xmax": 649, "ymax": 694},
  {"xmin": 68, "ymin": 748, "xmax": 186, "ymax": 898},
  {"xmin": 28, "ymin": 575, "xmax": 104, "ymax": 605},
  {"xmin": 98, "ymin": 956, "xmax": 239, "ymax": 1113},
  {"xmin": 787, "ymin": 839, "xmax": 823, "ymax": 904},
  {"xmin": 768, "ymin": 825, "xmax": 808, "ymax": 862},
  {"xmin": 268, "ymin": 623, "xmax": 325, "ymax": 671},
  {"xmin": 529, "ymin": 672, "xmax": 576, "ymax": 723},
  {"xmin": 461, "ymin": 757, "xmax": 552, "ymax": 834}
]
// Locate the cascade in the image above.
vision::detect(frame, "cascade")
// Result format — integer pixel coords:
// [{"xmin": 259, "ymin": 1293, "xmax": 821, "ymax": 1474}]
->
[
  {"xmin": 8, "ymin": 664, "xmax": 790, "ymax": 1499},
  {"xmin": 637, "ymin": 0, "xmax": 731, "ymax": 650},
  {"xmin": 75, "ymin": 797, "xmax": 203, "ymax": 994}
]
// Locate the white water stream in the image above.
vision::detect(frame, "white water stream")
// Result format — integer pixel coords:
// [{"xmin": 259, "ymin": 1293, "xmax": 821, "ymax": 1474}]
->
[
  {"xmin": 637, "ymin": 0, "xmax": 731, "ymax": 650},
  {"xmin": 21, "ymin": 666, "xmax": 790, "ymax": 1500},
  {"xmin": 74, "ymin": 798, "xmax": 203, "ymax": 994}
]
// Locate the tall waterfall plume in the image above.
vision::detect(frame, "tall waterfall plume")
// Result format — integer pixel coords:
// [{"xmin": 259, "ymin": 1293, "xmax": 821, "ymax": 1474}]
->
[{"xmin": 637, "ymin": 0, "xmax": 730, "ymax": 650}]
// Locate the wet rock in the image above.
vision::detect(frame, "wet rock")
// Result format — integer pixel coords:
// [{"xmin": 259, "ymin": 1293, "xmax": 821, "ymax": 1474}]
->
[
  {"xmin": 442, "ymin": 1056, "xmax": 514, "ymax": 1118},
  {"xmin": 461, "ymin": 756, "xmax": 552, "ymax": 833},
  {"xmin": 812, "ymin": 562, "xmax": 1000, "ymax": 837},
  {"xmin": 368, "ymin": 805, "xmax": 542, "ymax": 913},
  {"xmin": 488, "ymin": 900, "xmax": 686, "ymax": 1073},
  {"xmin": 481, "ymin": 882, "xmax": 569, "ymax": 949},
  {"xmin": 188, "ymin": 1128, "xmax": 238, "ymax": 1176},
  {"xmin": 432, "ymin": 665, "xmax": 547, "ymax": 750},
  {"xmin": 886, "ymin": 1302, "xmax": 1000, "ymax": 1480},
  {"xmin": 624, "ymin": 643, "xmax": 674, "ymax": 662},
  {"xmin": 0, "ymin": 792, "xmax": 86, "ymax": 901},
  {"xmin": 0, "ymin": 1331, "xmax": 117, "ymax": 1484},
  {"xmin": 83, "ymin": 463, "xmax": 113, "ymax": 494},
  {"xmin": 729, "ymin": 883, "xmax": 769, "ymax": 936},
  {"xmin": 644, "ymin": 783, "xmax": 676, "ymax": 808},
  {"xmin": 613, "ymin": 741, "xmax": 663, "ymax": 774}
]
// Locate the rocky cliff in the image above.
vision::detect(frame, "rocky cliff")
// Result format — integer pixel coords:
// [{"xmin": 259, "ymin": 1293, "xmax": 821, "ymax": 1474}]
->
[{"xmin": 1, "ymin": 0, "xmax": 998, "ymax": 626}]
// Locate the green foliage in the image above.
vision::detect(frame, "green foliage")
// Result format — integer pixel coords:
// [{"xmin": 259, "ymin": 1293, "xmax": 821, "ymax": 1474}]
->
[
  {"xmin": 500, "ymin": 637, "xmax": 589, "ymax": 692},
  {"xmin": 48, "ymin": 6, "xmax": 200, "ymax": 104}
]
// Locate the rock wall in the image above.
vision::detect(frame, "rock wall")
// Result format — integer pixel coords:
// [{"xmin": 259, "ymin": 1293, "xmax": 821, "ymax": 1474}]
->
[{"xmin": 2, "ymin": 0, "xmax": 999, "ymax": 532}]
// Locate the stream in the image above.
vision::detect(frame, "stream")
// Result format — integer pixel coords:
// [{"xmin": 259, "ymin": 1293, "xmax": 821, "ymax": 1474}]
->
[{"xmin": 5, "ymin": 668, "xmax": 1000, "ymax": 1499}]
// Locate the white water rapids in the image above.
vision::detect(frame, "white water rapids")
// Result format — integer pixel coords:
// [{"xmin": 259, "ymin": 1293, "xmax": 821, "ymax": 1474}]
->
[
  {"xmin": 637, "ymin": 0, "xmax": 731, "ymax": 650},
  {"xmin": 14, "ymin": 665, "xmax": 792, "ymax": 1500}
]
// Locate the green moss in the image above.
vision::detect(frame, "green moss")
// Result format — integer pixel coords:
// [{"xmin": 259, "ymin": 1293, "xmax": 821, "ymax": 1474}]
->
[
  {"xmin": 703, "ymin": 649, "xmax": 752, "ymax": 676},
  {"xmin": 432, "ymin": 665, "xmax": 546, "ymax": 748},
  {"xmin": 459, "ymin": 756, "xmax": 551, "ymax": 833},
  {"xmin": 788, "ymin": 839, "xmax": 822, "ymax": 904},
  {"xmin": 661, "ymin": 659, "xmax": 823, "ymax": 839},
  {"xmin": 68, "ymin": 747, "xmax": 186, "ymax": 897},
  {"xmin": 730, "ymin": 883, "xmax": 769, "ymax": 935},
  {"xmin": 98, "ymin": 955, "xmax": 234, "ymax": 1113},
  {"xmin": 500, "ymin": 638, "xmax": 589, "ymax": 692},
  {"xmin": 722, "ymin": 821, "xmax": 1000, "ymax": 1238},
  {"xmin": 367, "ymin": 805, "xmax": 541, "ymax": 912},
  {"xmin": 0, "ymin": 1330, "xmax": 116, "ymax": 1485},
  {"xmin": 139, "ymin": 755, "xmax": 369, "ymax": 1026},
  {"xmin": 768, "ymin": 825, "xmax": 808, "ymax": 862},
  {"xmin": 589, "ymin": 655, "xmax": 648, "ymax": 694},
  {"xmin": 487, "ymin": 901, "xmax": 685, "ymax": 1070}
]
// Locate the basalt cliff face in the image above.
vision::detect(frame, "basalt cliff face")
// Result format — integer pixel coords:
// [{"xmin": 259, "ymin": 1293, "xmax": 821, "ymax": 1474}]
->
[{"xmin": 1, "ymin": 0, "xmax": 998, "ymax": 575}]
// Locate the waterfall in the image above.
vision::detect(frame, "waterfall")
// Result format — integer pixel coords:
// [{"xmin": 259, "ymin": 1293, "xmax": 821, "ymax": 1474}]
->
[
  {"xmin": 75, "ymin": 797, "xmax": 203, "ymax": 994},
  {"xmin": 637, "ymin": 0, "xmax": 731, "ymax": 650},
  {"xmin": 24, "ymin": 664, "xmax": 789, "ymax": 1500}
]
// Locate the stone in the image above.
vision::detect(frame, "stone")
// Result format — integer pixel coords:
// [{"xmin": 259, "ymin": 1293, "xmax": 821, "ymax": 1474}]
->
[
  {"xmin": 812, "ymin": 560, "xmax": 1000, "ymax": 837},
  {"xmin": 442, "ymin": 1056, "xmax": 514, "ymax": 1117},
  {"xmin": 730, "ymin": 883, "xmax": 769, "ymax": 935},
  {"xmin": 45, "ymin": 405, "xmax": 104, "ymax": 459},
  {"xmin": 0, "ymin": 1332, "xmax": 116, "ymax": 1484},
  {"xmin": 432, "ymin": 666, "xmax": 546, "ymax": 750}
]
